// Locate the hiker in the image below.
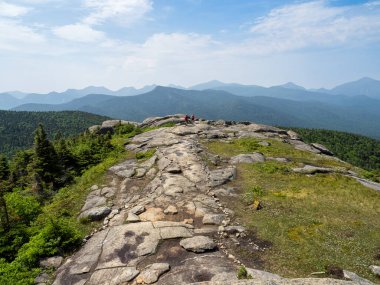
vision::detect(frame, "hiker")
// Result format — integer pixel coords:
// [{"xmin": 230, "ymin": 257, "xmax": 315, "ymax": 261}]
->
[
  {"xmin": 184, "ymin": 114, "xmax": 190, "ymax": 124},
  {"xmin": 191, "ymin": 114, "xmax": 195, "ymax": 121}
]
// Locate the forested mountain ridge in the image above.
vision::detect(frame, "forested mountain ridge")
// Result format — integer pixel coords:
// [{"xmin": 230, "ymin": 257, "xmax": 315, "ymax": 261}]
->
[
  {"xmin": 12, "ymin": 86, "xmax": 380, "ymax": 139},
  {"xmin": 0, "ymin": 111, "xmax": 109, "ymax": 156}
]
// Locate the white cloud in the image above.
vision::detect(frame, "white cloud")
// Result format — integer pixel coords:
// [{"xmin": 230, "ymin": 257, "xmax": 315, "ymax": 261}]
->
[
  {"xmin": 83, "ymin": 0, "xmax": 153, "ymax": 26},
  {"xmin": 247, "ymin": 0, "xmax": 380, "ymax": 54},
  {"xmin": 0, "ymin": 19, "xmax": 45, "ymax": 51},
  {"xmin": 0, "ymin": 1, "xmax": 30, "ymax": 17},
  {"xmin": 53, "ymin": 23, "xmax": 105, "ymax": 43}
]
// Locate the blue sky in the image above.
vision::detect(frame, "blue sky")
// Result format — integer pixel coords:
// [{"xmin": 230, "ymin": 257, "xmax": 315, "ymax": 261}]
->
[{"xmin": 0, "ymin": 0, "xmax": 379, "ymax": 93}]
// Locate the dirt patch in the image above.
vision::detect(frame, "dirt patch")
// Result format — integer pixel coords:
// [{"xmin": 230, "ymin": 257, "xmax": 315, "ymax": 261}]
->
[
  {"xmin": 325, "ymin": 265, "xmax": 344, "ymax": 279},
  {"xmin": 220, "ymin": 229, "xmax": 271, "ymax": 269}
]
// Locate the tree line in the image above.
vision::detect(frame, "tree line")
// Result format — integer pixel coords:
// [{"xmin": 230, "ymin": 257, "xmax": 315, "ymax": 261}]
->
[
  {"xmin": 0, "ymin": 123, "xmax": 120, "ymax": 284},
  {"xmin": 293, "ymin": 128, "xmax": 380, "ymax": 179},
  {"xmin": 0, "ymin": 110, "xmax": 108, "ymax": 157}
]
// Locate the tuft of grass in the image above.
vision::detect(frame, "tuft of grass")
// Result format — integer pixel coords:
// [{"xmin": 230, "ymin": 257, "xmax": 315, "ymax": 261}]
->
[
  {"xmin": 136, "ymin": 149, "xmax": 156, "ymax": 160},
  {"xmin": 244, "ymin": 186, "xmax": 265, "ymax": 205},
  {"xmin": 237, "ymin": 265, "xmax": 253, "ymax": 280},
  {"xmin": 204, "ymin": 139, "xmax": 380, "ymax": 282}
]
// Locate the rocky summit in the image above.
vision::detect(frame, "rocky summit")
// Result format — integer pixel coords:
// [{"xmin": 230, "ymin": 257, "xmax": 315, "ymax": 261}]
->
[{"xmin": 51, "ymin": 115, "xmax": 380, "ymax": 285}]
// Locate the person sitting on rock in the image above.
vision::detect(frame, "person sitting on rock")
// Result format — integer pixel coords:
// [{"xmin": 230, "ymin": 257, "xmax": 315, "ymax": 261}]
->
[{"xmin": 191, "ymin": 114, "xmax": 195, "ymax": 122}]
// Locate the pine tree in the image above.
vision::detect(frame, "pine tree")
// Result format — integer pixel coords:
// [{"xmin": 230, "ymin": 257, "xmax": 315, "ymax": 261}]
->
[
  {"xmin": 30, "ymin": 124, "xmax": 60, "ymax": 195},
  {"xmin": 0, "ymin": 155, "xmax": 10, "ymax": 232}
]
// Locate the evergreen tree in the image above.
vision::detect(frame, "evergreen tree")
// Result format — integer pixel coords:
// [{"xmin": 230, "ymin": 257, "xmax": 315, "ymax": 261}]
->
[
  {"xmin": 8, "ymin": 150, "xmax": 33, "ymax": 189},
  {"xmin": 0, "ymin": 155, "xmax": 10, "ymax": 232},
  {"xmin": 30, "ymin": 124, "xmax": 60, "ymax": 195}
]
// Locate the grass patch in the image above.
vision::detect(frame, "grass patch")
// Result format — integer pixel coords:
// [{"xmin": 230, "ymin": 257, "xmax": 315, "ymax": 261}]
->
[
  {"xmin": 204, "ymin": 139, "xmax": 380, "ymax": 281},
  {"xmin": 204, "ymin": 137, "xmax": 352, "ymax": 169},
  {"xmin": 136, "ymin": 149, "xmax": 156, "ymax": 160},
  {"xmin": 233, "ymin": 161, "xmax": 380, "ymax": 281}
]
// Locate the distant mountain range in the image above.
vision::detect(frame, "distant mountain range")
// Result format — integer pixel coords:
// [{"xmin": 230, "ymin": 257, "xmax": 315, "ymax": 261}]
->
[
  {"xmin": 4, "ymin": 77, "xmax": 380, "ymax": 138},
  {"xmin": 0, "ymin": 85, "xmax": 156, "ymax": 109}
]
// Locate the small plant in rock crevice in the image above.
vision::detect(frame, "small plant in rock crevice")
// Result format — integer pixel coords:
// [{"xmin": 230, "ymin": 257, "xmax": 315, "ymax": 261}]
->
[{"xmin": 237, "ymin": 265, "xmax": 253, "ymax": 280}]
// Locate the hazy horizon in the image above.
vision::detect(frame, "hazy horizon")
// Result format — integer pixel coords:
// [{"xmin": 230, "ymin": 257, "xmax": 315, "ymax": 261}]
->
[{"xmin": 1, "ymin": 76, "xmax": 379, "ymax": 95}]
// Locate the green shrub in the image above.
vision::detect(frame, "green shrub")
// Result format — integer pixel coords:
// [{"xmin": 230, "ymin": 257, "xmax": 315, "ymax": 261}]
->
[
  {"xmin": 237, "ymin": 266, "xmax": 253, "ymax": 279},
  {"xmin": 237, "ymin": 139, "xmax": 260, "ymax": 152},
  {"xmin": 244, "ymin": 186, "xmax": 265, "ymax": 204},
  {"xmin": 362, "ymin": 170, "xmax": 380, "ymax": 182},
  {"xmin": 5, "ymin": 192, "xmax": 41, "ymax": 225},
  {"xmin": 16, "ymin": 218, "xmax": 82, "ymax": 267},
  {"xmin": 0, "ymin": 259, "xmax": 40, "ymax": 285},
  {"xmin": 115, "ymin": 124, "xmax": 135, "ymax": 135}
]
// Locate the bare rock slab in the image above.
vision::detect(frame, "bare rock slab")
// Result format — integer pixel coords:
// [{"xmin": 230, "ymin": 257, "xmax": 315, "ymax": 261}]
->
[
  {"xmin": 136, "ymin": 263, "xmax": 170, "ymax": 284},
  {"xmin": 96, "ymin": 223, "xmax": 161, "ymax": 269},
  {"xmin": 87, "ymin": 267, "xmax": 139, "ymax": 285},
  {"xmin": 180, "ymin": 236, "xmax": 216, "ymax": 253}
]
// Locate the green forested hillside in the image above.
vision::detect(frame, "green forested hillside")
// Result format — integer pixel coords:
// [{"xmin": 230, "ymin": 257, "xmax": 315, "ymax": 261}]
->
[
  {"xmin": 292, "ymin": 128, "xmax": 380, "ymax": 176},
  {"xmin": 0, "ymin": 122, "xmax": 137, "ymax": 284},
  {"xmin": 0, "ymin": 111, "xmax": 109, "ymax": 156}
]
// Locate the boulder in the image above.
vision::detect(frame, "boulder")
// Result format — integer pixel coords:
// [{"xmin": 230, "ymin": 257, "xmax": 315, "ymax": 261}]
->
[
  {"xmin": 130, "ymin": 205, "xmax": 146, "ymax": 215},
  {"xmin": 180, "ymin": 236, "xmax": 216, "ymax": 253},
  {"xmin": 209, "ymin": 167, "xmax": 237, "ymax": 187},
  {"xmin": 343, "ymin": 270, "xmax": 373, "ymax": 285},
  {"xmin": 289, "ymin": 140, "xmax": 321, "ymax": 154},
  {"xmin": 126, "ymin": 213, "xmax": 140, "ymax": 223},
  {"xmin": 230, "ymin": 153, "xmax": 265, "ymax": 164},
  {"xmin": 311, "ymin": 143, "xmax": 334, "ymax": 156},
  {"xmin": 101, "ymin": 120, "xmax": 138, "ymax": 128},
  {"xmin": 292, "ymin": 165, "xmax": 334, "ymax": 174},
  {"xmin": 370, "ymin": 265, "xmax": 380, "ymax": 276},
  {"xmin": 246, "ymin": 268, "xmax": 282, "ymax": 281},
  {"xmin": 139, "ymin": 208, "xmax": 165, "ymax": 222},
  {"xmin": 87, "ymin": 267, "xmax": 139, "ymax": 285},
  {"xmin": 79, "ymin": 206, "xmax": 112, "ymax": 221},
  {"xmin": 164, "ymin": 205, "xmax": 178, "ymax": 215},
  {"xmin": 258, "ymin": 141, "xmax": 271, "ymax": 147},
  {"xmin": 136, "ymin": 263, "xmax": 170, "ymax": 284},
  {"xmin": 202, "ymin": 214, "xmax": 225, "ymax": 225},
  {"xmin": 159, "ymin": 226, "xmax": 193, "ymax": 239},
  {"xmin": 35, "ymin": 273, "xmax": 50, "ymax": 284},
  {"xmin": 40, "ymin": 256, "xmax": 63, "ymax": 269},
  {"xmin": 287, "ymin": 130, "xmax": 301, "ymax": 140}
]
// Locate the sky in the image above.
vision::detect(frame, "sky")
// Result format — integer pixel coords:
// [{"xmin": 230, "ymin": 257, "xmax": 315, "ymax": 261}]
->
[{"xmin": 0, "ymin": 0, "xmax": 380, "ymax": 93}]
